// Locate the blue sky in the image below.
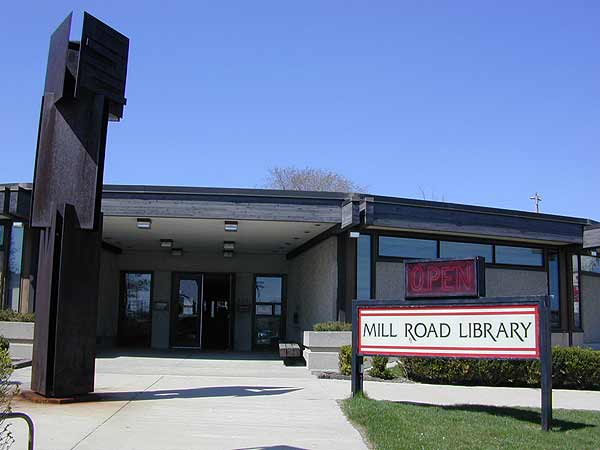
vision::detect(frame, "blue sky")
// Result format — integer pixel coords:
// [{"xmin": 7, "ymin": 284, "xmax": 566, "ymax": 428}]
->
[{"xmin": 0, "ymin": 1, "xmax": 598, "ymax": 218}]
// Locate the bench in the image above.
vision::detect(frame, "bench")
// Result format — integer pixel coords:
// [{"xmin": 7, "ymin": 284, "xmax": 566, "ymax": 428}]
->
[{"xmin": 278, "ymin": 342, "xmax": 304, "ymax": 365}]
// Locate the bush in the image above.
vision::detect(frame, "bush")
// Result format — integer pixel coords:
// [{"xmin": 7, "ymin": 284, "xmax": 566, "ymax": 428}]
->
[
  {"xmin": 339, "ymin": 345, "xmax": 352, "ymax": 375},
  {"xmin": 370, "ymin": 355, "xmax": 394, "ymax": 380},
  {"xmin": 0, "ymin": 337, "xmax": 8, "ymax": 352},
  {"xmin": 0, "ymin": 348, "xmax": 14, "ymax": 447},
  {"xmin": 0, "ymin": 309, "xmax": 34, "ymax": 323},
  {"xmin": 399, "ymin": 346, "xmax": 600, "ymax": 390},
  {"xmin": 313, "ymin": 321, "xmax": 352, "ymax": 332}
]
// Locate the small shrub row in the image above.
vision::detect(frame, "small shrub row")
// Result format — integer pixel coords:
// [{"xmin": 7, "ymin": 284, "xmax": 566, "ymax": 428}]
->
[
  {"xmin": 0, "ymin": 309, "xmax": 35, "ymax": 323},
  {"xmin": 400, "ymin": 346, "xmax": 600, "ymax": 391},
  {"xmin": 313, "ymin": 321, "xmax": 352, "ymax": 332},
  {"xmin": 338, "ymin": 346, "xmax": 394, "ymax": 379}
]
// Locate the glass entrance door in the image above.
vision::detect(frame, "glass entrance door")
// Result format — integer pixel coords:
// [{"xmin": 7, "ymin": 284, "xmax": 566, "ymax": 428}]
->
[{"xmin": 172, "ymin": 274, "xmax": 203, "ymax": 348}]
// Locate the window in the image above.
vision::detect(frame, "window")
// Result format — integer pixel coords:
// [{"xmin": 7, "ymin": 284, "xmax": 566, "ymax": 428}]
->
[
  {"xmin": 581, "ymin": 255, "xmax": 600, "ymax": 274},
  {"xmin": 119, "ymin": 272, "xmax": 152, "ymax": 346},
  {"xmin": 547, "ymin": 250, "xmax": 560, "ymax": 328},
  {"xmin": 6, "ymin": 223, "xmax": 24, "ymax": 311},
  {"xmin": 254, "ymin": 276, "xmax": 284, "ymax": 347},
  {"xmin": 494, "ymin": 245, "xmax": 543, "ymax": 266},
  {"xmin": 571, "ymin": 255, "xmax": 582, "ymax": 329},
  {"xmin": 379, "ymin": 236, "xmax": 437, "ymax": 259},
  {"xmin": 440, "ymin": 241, "xmax": 493, "ymax": 262},
  {"xmin": 357, "ymin": 235, "xmax": 371, "ymax": 299}
]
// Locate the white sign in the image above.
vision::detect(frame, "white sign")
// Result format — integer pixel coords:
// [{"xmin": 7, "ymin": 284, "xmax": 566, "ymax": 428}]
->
[{"xmin": 358, "ymin": 305, "xmax": 539, "ymax": 359}]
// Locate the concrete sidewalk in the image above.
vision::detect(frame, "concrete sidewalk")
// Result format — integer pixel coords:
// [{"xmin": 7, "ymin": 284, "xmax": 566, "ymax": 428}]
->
[
  {"xmin": 320, "ymin": 378, "xmax": 600, "ymax": 411},
  {"xmin": 7, "ymin": 352, "xmax": 367, "ymax": 450}
]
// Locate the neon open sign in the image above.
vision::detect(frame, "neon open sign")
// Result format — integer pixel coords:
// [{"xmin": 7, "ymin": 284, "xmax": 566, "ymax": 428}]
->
[{"xmin": 405, "ymin": 257, "xmax": 485, "ymax": 299}]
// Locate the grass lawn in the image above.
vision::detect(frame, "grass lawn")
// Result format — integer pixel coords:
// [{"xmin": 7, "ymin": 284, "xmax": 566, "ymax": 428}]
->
[{"xmin": 341, "ymin": 394, "xmax": 600, "ymax": 450}]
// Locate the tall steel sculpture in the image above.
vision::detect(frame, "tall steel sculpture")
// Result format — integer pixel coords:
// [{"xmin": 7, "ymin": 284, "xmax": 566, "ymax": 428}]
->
[{"xmin": 31, "ymin": 12, "xmax": 129, "ymax": 398}]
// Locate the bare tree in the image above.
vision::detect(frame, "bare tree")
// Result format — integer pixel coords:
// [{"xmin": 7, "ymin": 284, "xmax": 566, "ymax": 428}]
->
[
  {"xmin": 265, "ymin": 167, "xmax": 365, "ymax": 192},
  {"xmin": 417, "ymin": 185, "xmax": 446, "ymax": 202}
]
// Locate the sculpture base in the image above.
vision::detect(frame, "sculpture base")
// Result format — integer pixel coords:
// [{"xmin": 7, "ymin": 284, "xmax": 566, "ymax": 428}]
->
[{"xmin": 19, "ymin": 390, "xmax": 100, "ymax": 404}]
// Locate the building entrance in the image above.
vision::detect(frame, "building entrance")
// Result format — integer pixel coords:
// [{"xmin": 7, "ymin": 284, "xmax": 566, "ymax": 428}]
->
[{"xmin": 171, "ymin": 273, "xmax": 232, "ymax": 350}]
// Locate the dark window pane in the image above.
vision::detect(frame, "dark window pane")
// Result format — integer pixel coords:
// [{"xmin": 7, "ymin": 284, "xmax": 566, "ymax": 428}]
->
[
  {"xmin": 495, "ymin": 246, "xmax": 543, "ymax": 266},
  {"xmin": 581, "ymin": 255, "xmax": 600, "ymax": 274},
  {"xmin": 357, "ymin": 234, "xmax": 371, "ymax": 299},
  {"xmin": 440, "ymin": 241, "xmax": 493, "ymax": 262},
  {"xmin": 255, "ymin": 277, "xmax": 282, "ymax": 303},
  {"xmin": 379, "ymin": 236, "xmax": 437, "ymax": 259},
  {"xmin": 7, "ymin": 223, "xmax": 24, "ymax": 311},
  {"xmin": 572, "ymin": 255, "xmax": 581, "ymax": 329},
  {"xmin": 0, "ymin": 224, "xmax": 4, "ymax": 248},
  {"xmin": 255, "ymin": 316, "xmax": 281, "ymax": 346},
  {"xmin": 548, "ymin": 250, "xmax": 560, "ymax": 327},
  {"xmin": 124, "ymin": 273, "xmax": 152, "ymax": 320}
]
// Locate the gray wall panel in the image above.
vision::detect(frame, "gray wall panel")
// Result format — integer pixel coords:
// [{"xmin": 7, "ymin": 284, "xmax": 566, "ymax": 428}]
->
[
  {"xmin": 287, "ymin": 237, "xmax": 338, "ymax": 342},
  {"xmin": 582, "ymin": 275, "xmax": 600, "ymax": 343}
]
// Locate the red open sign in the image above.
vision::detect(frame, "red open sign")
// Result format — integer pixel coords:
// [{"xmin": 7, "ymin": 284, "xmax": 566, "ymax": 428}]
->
[{"xmin": 404, "ymin": 258, "xmax": 485, "ymax": 299}]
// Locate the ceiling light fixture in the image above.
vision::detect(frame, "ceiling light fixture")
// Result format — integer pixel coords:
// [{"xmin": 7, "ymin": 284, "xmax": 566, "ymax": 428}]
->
[
  {"xmin": 224, "ymin": 221, "xmax": 238, "ymax": 232},
  {"xmin": 160, "ymin": 239, "xmax": 173, "ymax": 248},
  {"xmin": 223, "ymin": 250, "xmax": 234, "ymax": 258},
  {"xmin": 136, "ymin": 218, "xmax": 152, "ymax": 229},
  {"xmin": 223, "ymin": 241, "xmax": 235, "ymax": 251},
  {"xmin": 171, "ymin": 248, "xmax": 183, "ymax": 256}
]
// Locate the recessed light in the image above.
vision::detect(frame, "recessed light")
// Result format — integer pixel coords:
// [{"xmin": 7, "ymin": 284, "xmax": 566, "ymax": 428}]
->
[
  {"xmin": 304, "ymin": 230, "xmax": 311, "ymax": 234},
  {"xmin": 349, "ymin": 231, "xmax": 360, "ymax": 239},
  {"xmin": 137, "ymin": 218, "xmax": 152, "ymax": 229},
  {"xmin": 314, "ymin": 224, "xmax": 321, "ymax": 227},
  {"xmin": 223, "ymin": 241, "xmax": 235, "ymax": 250},
  {"xmin": 171, "ymin": 248, "xmax": 183, "ymax": 256},
  {"xmin": 224, "ymin": 221, "xmax": 238, "ymax": 232},
  {"xmin": 223, "ymin": 250, "xmax": 234, "ymax": 258},
  {"xmin": 293, "ymin": 237, "xmax": 300, "ymax": 240},
  {"xmin": 160, "ymin": 239, "xmax": 173, "ymax": 248}
]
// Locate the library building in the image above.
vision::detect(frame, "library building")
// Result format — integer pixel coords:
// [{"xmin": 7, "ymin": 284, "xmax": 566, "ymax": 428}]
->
[{"xmin": 1, "ymin": 182, "xmax": 599, "ymax": 354}]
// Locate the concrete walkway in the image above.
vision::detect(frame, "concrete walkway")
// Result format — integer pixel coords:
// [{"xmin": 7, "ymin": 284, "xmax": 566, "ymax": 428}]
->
[
  {"xmin": 320, "ymin": 379, "xmax": 600, "ymax": 411},
  {"xmin": 7, "ymin": 351, "xmax": 367, "ymax": 450}
]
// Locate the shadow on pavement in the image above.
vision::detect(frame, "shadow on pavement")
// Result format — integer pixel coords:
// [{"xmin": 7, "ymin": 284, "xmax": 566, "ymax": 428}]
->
[
  {"xmin": 96, "ymin": 349, "xmax": 280, "ymax": 361},
  {"xmin": 396, "ymin": 402, "xmax": 595, "ymax": 432},
  {"xmin": 232, "ymin": 446, "xmax": 308, "ymax": 450},
  {"xmin": 96, "ymin": 385, "xmax": 303, "ymax": 402}
]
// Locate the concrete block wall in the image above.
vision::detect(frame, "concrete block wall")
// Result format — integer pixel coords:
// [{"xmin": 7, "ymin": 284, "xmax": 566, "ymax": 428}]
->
[{"xmin": 287, "ymin": 237, "xmax": 338, "ymax": 343}]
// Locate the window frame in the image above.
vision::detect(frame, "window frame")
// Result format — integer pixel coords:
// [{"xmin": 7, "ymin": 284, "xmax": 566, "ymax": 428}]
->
[
  {"xmin": 252, "ymin": 273, "xmax": 286, "ymax": 350},
  {"xmin": 118, "ymin": 271, "xmax": 154, "ymax": 347}
]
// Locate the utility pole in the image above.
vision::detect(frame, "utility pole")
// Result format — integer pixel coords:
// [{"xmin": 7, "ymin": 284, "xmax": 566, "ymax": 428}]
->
[{"xmin": 530, "ymin": 192, "xmax": 543, "ymax": 213}]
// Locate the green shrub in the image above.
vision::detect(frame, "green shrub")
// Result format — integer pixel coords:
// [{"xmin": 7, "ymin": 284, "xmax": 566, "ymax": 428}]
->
[
  {"xmin": 0, "ymin": 337, "xmax": 8, "ymax": 352},
  {"xmin": 0, "ymin": 309, "xmax": 34, "ymax": 323},
  {"xmin": 399, "ymin": 346, "xmax": 600, "ymax": 390},
  {"xmin": 313, "ymin": 321, "xmax": 352, "ymax": 332},
  {"xmin": 0, "ymin": 348, "xmax": 14, "ymax": 447},
  {"xmin": 370, "ymin": 355, "xmax": 394, "ymax": 380},
  {"xmin": 339, "ymin": 345, "xmax": 352, "ymax": 375}
]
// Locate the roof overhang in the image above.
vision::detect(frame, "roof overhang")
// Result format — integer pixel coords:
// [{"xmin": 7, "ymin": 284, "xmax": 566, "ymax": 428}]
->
[
  {"xmin": 0, "ymin": 185, "xmax": 31, "ymax": 221},
  {"xmin": 583, "ymin": 225, "xmax": 600, "ymax": 250}
]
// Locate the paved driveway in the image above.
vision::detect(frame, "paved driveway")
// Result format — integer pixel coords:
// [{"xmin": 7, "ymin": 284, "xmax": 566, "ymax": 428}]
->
[{"xmin": 8, "ymin": 351, "xmax": 367, "ymax": 450}]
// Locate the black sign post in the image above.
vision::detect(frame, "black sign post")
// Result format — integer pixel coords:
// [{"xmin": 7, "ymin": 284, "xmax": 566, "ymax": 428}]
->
[{"xmin": 351, "ymin": 296, "xmax": 552, "ymax": 431}]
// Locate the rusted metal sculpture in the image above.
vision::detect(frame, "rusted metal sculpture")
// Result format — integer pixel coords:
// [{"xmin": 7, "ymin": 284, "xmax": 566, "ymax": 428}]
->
[{"xmin": 31, "ymin": 12, "xmax": 129, "ymax": 397}]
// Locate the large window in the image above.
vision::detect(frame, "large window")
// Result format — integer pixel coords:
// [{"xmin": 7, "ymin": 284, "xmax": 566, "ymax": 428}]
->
[
  {"xmin": 547, "ymin": 250, "xmax": 560, "ymax": 327},
  {"xmin": 571, "ymin": 256, "xmax": 582, "ymax": 329},
  {"xmin": 379, "ymin": 236, "xmax": 437, "ymax": 259},
  {"xmin": 440, "ymin": 241, "xmax": 493, "ymax": 262},
  {"xmin": 254, "ymin": 276, "xmax": 284, "ymax": 347},
  {"xmin": 119, "ymin": 272, "xmax": 152, "ymax": 346},
  {"xmin": 357, "ymin": 235, "xmax": 372, "ymax": 299},
  {"xmin": 581, "ymin": 255, "xmax": 600, "ymax": 274},
  {"xmin": 6, "ymin": 223, "xmax": 24, "ymax": 311},
  {"xmin": 495, "ymin": 245, "xmax": 543, "ymax": 267}
]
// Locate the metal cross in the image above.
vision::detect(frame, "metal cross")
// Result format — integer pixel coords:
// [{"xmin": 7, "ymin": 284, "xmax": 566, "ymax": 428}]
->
[{"xmin": 530, "ymin": 192, "xmax": 543, "ymax": 213}]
